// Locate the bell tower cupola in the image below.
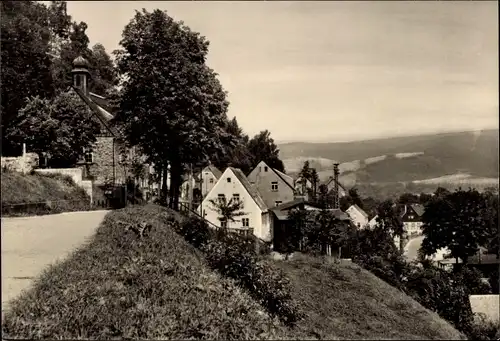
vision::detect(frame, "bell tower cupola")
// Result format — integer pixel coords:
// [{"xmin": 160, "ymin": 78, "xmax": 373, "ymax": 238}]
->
[{"xmin": 71, "ymin": 56, "xmax": 90, "ymax": 95}]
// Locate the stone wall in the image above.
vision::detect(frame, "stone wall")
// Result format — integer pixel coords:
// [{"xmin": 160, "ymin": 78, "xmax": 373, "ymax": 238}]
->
[
  {"xmin": 85, "ymin": 136, "xmax": 126, "ymax": 185},
  {"xmin": 469, "ymin": 294, "xmax": 500, "ymax": 324},
  {"xmin": 1, "ymin": 153, "xmax": 38, "ymax": 174}
]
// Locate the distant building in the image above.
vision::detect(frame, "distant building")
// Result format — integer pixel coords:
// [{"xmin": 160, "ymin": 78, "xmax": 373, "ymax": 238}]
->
[
  {"xmin": 180, "ymin": 164, "xmax": 222, "ymax": 204},
  {"xmin": 247, "ymin": 161, "xmax": 295, "ymax": 208},
  {"xmin": 346, "ymin": 204, "xmax": 369, "ymax": 228},
  {"xmin": 323, "ymin": 176, "xmax": 347, "ymax": 198},
  {"xmin": 401, "ymin": 204, "xmax": 425, "ymax": 236}
]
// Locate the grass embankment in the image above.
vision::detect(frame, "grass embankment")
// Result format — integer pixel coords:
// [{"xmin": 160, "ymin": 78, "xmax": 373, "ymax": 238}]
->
[
  {"xmin": 1, "ymin": 205, "xmax": 295, "ymax": 340},
  {"xmin": 271, "ymin": 254, "xmax": 466, "ymax": 340},
  {"xmin": 1, "ymin": 171, "xmax": 91, "ymax": 217},
  {"xmin": 3, "ymin": 204, "xmax": 466, "ymax": 340}
]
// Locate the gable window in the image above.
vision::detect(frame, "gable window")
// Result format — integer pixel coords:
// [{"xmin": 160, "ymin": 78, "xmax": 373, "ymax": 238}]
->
[
  {"xmin": 220, "ymin": 220, "xmax": 228, "ymax": 228},
  {"xmin": 83, "ymin": 146, "xmax": 93, "ymax": 163},
  {"xmin": 217, "ymin": 194, "xmax": 225, "ymax": 201},
  {"xmin": 264, "ymin": 166, "xmax": 268, "ymax": 172},
  {"xmin": 275, "ymin": 201, "xmax": 282, "ymax": 206},
  {"xmin": 242, "ymin": 218, "xmax": 249, "ymax": 227},
  {"xmin": 209, "ymin": 178, "xmax": 214, "ymax": 184},
  {"xmin": 271, "ymin": 181, "xmax": 278, "ymax": 192},
  {"xmin": 233, "ymin": 193, "xmax": 240, "ymax": 202},
  {"xmin": 227, "ymin": 177, "xmax": 231, "ymax": 183}
]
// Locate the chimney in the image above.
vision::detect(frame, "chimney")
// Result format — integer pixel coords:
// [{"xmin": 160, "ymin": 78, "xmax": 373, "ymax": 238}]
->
[
  {"xmin": 333, "ymin": 163, "xmax": 340, "ymax": 209},
  {"xmin": 71, "ymin": 56, "xmax": 90, "ymax": 95}
]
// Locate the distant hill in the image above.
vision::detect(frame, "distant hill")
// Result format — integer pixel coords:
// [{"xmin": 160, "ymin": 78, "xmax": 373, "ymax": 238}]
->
[{"xmin": 280, "ymin": 129, "xmax": 499, "ymax": 187}]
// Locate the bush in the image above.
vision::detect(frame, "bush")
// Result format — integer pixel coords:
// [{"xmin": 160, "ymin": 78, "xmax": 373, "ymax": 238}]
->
[
  {"xmin": 467, "ymin": 315, "xmax": 500, "ymax": 340},
  {"xmin": 2, "ymin": 205, "xmax": 293, "ymax": 339},
  {"xmin": 174, "ymin": 214, "xmax": 304, "ymax": 326}
]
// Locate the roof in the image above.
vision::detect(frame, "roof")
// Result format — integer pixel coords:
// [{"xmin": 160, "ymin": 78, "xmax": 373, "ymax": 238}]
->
[
  {"xmin": 229, "ymin": 167, "xmax": 268, "ymax": 211},
  {"xmin": 348, "ymin": 204, "xmax": 369, "ymax": 218},
  {"xmin": 89, "ymin": 92, "xmax": 113, "ymax": 113},
  {"xmin": 410, "ymin": 204, "xmax": 425, "ymax": 217},
  {"xmin": 204, "ymin": 165, "xmax": 222, "ymax": 179},
  {"xmin": 274, "ymin": 169, "xmax": 294, "ymax": 189},
  {"xmin": 324, "ymin": 176, "xmax": 347, "ymax": 193},
  {"xmin": 72, "ymin": 87, "xmax": 117, "ymax": 136}
]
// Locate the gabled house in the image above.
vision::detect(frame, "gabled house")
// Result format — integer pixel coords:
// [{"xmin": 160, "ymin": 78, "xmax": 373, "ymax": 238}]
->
[
  {"xmin": 324, "ymin": 176, "xmax": 347, "ymax": 198},
  {"xmin": 69, "ymin": 56, "xmax": 138, "ymax": 186},
  {"xmin": 180, "ymin": 164, "xmax": 222, "ymax": 204},
  {"xmin": 401, "ymin": 203, "xmax": 425, "ymax": 236},
  {"xmin": 270, "ymin": 198, "xmax": 351, "ymax": 253},
  {"xmin": 247, "ymin": 161, "xmax": 295, "ymax": 208},
  {"xmin": 368, "ymin": 215, "xmax": 379, "ymax": 228},
  {"xmin": 198, "ymin": 167, "xmax": 272, "ymax": 241},
  {"xmin": 346, "ymin": 204, "xmax": 369, "ymax": 228}
]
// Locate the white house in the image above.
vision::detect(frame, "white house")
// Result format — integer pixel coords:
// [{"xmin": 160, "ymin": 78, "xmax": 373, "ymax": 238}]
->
[
  {"xmin": 198, "ymin": 167, "xmax": 272, "ymax": 242},
  {"xmin": 368, "ymin": 215, "xmax": 379, "ymax": 228},
  {"xmin": 346, "ymin": 204, "xmax": 369, "ymax": 228}
]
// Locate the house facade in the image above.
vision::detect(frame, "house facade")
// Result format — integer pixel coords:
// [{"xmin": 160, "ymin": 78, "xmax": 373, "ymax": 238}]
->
[
  {"xmin": 180, "ymin": 164, "xmax": 222, "ymax": 205},
  {"xmin": 401, "ymin": 204, "xmax": 425, "ymax": 236},
  {"xmin": 199, "ymin": 167, "xmax": 272, "ymax": 241},
  {"xmin": 69, "ymin": 56, "xmax": 132, "ymax": 186},
  {"xmin": 324, "ymin": 176, "xmax": 347, "ymax": 198},
  {"xmin": 247, "ymin": 161, "xmax": 295, "ymax": 208},
  {"xmin": 346, "ymin": 204, "xmax": 369, "ymax": 228}
]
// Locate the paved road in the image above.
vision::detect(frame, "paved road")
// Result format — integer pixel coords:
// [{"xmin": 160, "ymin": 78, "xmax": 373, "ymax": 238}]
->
[
  {"xmin": 404, "ymin": 236, "xmax": 424, "ymax": 261},
  {"xmin": 1, "ymin": 210, "xmax": 109, "ymax": 313}
]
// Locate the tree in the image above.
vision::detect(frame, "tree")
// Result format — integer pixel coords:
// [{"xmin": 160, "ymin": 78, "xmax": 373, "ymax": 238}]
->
[
  {"xmin": 376, "ymin": 200, "xmax": 405, "ymax": 252},
  {"xmin": 420, "ymin": 188, "xmax": 491, "ymax": 264},
  {"xmin": 208, "ymin": 196, "xmax": 246, "ymax": 231},
  {"xmin": 309, "ymin": 168, "xmax": 320, "ymax": 201},
  {"xmin": 1, "ymin": 1, "xmax": 55, "ymax": 156},
  {"xmin": 114, "ymin": 9, "xmax": 229, "ymax": 210},
  {"xmin": 213, "ymin": 117, "xmax": 253, "ymax": 174},
  {"xmin": 317, "ymin": 184, "xmax": 333, "ymax": 208},
  {"xmin": 348, "ymin": 187, "xmax": 364, "ymax": 209},
  {"xmin": 247, "ymin": 130, "xmax": 285, "ymax": 173},
  {"xmin": 398, "ymin": 192, "xmax": 419, "ymax": 205},
  {"xmin": 6, "ymin": 91, "xmax": 101, "ymax": 167},
  {"xmin": 298, "ymin": 161, "xmax": 311, "ymax": 181}
]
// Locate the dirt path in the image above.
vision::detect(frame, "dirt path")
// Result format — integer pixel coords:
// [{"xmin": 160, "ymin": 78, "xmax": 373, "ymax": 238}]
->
[{"xmin": 1, "ymin": 210, "xmax": 109, "ymax": 313}]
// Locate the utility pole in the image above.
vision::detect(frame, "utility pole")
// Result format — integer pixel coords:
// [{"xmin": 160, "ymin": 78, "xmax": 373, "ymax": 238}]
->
[
  {"xmin": 188, "ymin": 163, "xmax": 194, "ymax": 212},
  {"xmin": 333, "ymin": 163, "xmax": 340, "ymax": 209}
]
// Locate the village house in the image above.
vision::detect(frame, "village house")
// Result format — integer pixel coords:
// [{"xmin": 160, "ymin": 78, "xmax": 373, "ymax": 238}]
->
[
  {"xmin": 198, "ymin": 167, "xmax": 273, "ymax": 242},
  {"xmin": 294, "ymin": 176, "xmax": 313, "ymax": 199},
  {"xmin": 180, "ymin": 164, "xmax": 222, "ymax": 205},
  {"xmin": 324, "ymin": 176, "xmax": 347, "ymax": 198},
  {"xmin": 346, "ymin": 204, "xmax": 369, "ymax": 228},
  {"xmin": 401, "ymin": 203, "xmax": 425, "ymax": 236},
  {"xmin": 247, "ymin": 161, "xmax": 296, "ymax": 208},
  {"xmin": 68, "ymin": 56, "xmax": 143, "ymax": 187}
]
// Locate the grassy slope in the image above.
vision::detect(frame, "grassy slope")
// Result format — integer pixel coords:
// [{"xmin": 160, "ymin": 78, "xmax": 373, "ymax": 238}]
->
[
  {"xmin": 280, "ymin": 129, "xmax": 499, "ymax": 180},
  {"xmin": 1, "ymin": 205, "xmax": 296, "ymax": 340},
  {"xmin": 1, "ymin": 171, "xmax": 91, "ymax": 216},
  {"xmin": 271, "ymin": 254, "xmax": 466, "ymax": 340},
  {"xmin": 3, "ymin": 204, "xmax": 466, "ymax": 340}
]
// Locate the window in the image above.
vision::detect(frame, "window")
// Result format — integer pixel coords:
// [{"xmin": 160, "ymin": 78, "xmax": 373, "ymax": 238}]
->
[
  {"xmin": 242, "ymin": 218, "xmax": 249, "ymax": 227},
  {"xmin": 233, "ymin": 193, "xmax": 240, "ymax": 202},
  {"xmin": 83, "ymin": 146, "xmax": 93, "ymax": 163},
  {"xmin": 271, "ymin": 181, "xmax": 278, "ymax": 192},
  {"xmin": 264, "ymin": 166, "xmax": 268, "ymax": 172},
  {"xmin": 209, "ymin": 178, "xmax": 214, "ymax": 184},
  {"xmin": 227, "ymin": 177, "xmax": 231, "ymax": 183},
  {"xmin": 221, "ymin": 220, "xmax": 228, "ymax": 228},
  {"xmin": 217, "ymin": 194, "xmax": 225, "ymax": 201},
  {"xmin": 275, "ymin": 201, "xmax": 282, "ymax": 206}
]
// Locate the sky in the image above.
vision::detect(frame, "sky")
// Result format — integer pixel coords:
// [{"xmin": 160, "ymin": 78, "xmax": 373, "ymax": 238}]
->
[{"xmin": 61, "ymin": 1, "xmax": 498, "ymax": 143}]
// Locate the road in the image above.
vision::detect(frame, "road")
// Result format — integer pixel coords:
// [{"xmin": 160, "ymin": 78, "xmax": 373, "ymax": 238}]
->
[
  {"xmin": 1, "ymin": 210, "xmax": 109, "ymax": 313},
  {"xmin": 404, "ymin": 236, "xmax": 424, "ymax": 261}
]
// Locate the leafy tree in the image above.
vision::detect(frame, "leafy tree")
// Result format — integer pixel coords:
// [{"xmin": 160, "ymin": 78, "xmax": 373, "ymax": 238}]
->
[
  {"xmin": 418, "ymin": 192, "xmax": 433, "ymax": 205},
  {"xmin": 421, "ymin": 188, "xmax": 491, "ymax": 264},
  {"xmin": 208, "ymin": 196, "xmax": 246, "ymax": 230},
  {"xmin": 376, "ymin": 200, "xmax": 405, "ymax": 252},
  {"xmin": 348, "ymin": 187, "xmax": 364, "ymax": 209},
  {"xmin": 114, "ymin": 9, "xmax": 229, "ymax": 210},
  {"xmin": 284, "ymin": 208, "xmax": 311, "ymax": 257},
  {"xmin": 398, "ymin": 192, "xmax": 419, "ymax": 205},
  {"xmin": 247, "ymin": 130, "xmax": 285, "ymax": 173},
  {"xmin": 1, "ymin": 0, "xmax": 55, "ymax": 156},
  {"xmin": 6, "ymin": 91, "xmax": 100, "ymax": 167},
  {"xmin": 213, "ymin": 117, "xmax": 253, "ymax": 174}
]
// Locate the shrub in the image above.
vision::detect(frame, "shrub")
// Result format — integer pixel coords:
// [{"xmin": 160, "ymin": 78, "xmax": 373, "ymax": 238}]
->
[
  {"xmin": 467, "ymin": 315, "xmax": 500, "ymax": 340},
  {"xmin": 174, "ymin": 214, "xmax": 304, "ymax": 326}
]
